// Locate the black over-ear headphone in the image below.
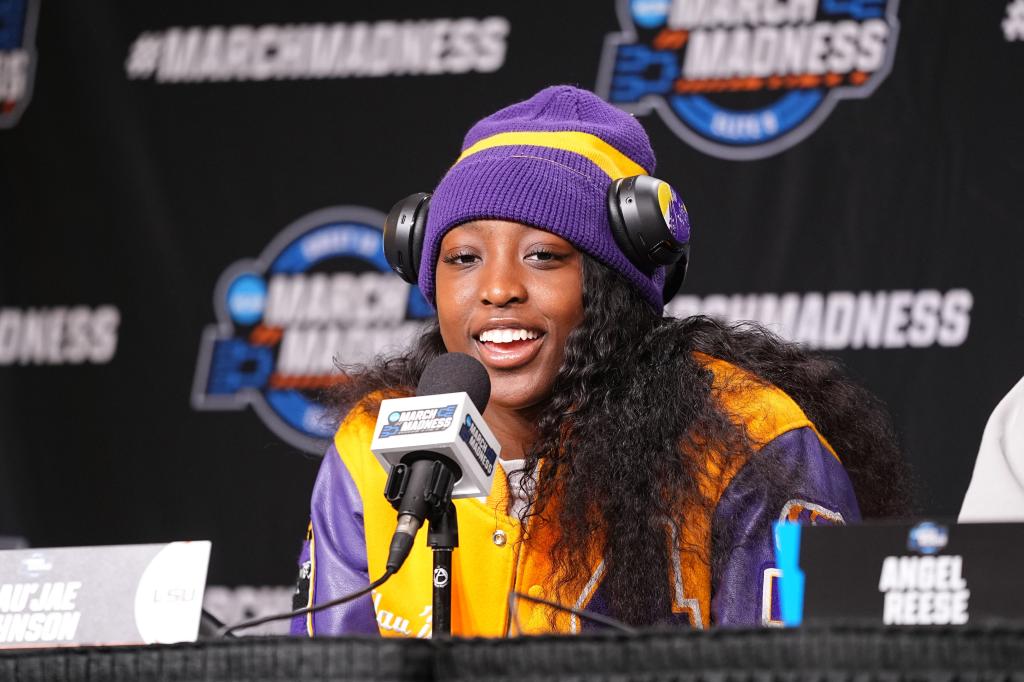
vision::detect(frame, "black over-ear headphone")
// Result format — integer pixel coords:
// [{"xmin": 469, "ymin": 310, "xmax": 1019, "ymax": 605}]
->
[{"xmin": 383, "ymin": 176, "xmax": 690, "ymax": 304}]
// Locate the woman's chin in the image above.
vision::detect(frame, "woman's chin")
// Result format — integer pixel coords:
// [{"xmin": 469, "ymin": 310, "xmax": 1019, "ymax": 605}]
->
[{"xmin": 486, "ymin": 382, "xmax": 553, "ymax": 415}]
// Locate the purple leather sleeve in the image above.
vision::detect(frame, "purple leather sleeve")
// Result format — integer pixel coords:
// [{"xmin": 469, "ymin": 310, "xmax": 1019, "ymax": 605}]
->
[
  {"xmin": 290, "ymin": 442, "xmax": 379, "ymax": 637},
  {"xmin": 710, "ymin": 427, "xmax": 861, "ymax": 627},
  {"xmin": 288, "ymin": 539, "xmax": 312, "ymax": 636}
]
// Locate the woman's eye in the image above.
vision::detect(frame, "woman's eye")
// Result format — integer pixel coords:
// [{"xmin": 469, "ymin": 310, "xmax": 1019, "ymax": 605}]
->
[
  {"xmin": 441, "ymin": 251, "xmax": 478, "ymax": 265},
  {"xmin": 527, "ymin": 250, "xmax": 558, "ymax": 262}
]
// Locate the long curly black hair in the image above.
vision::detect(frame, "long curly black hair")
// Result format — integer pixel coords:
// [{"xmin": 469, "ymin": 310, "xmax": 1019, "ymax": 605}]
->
[{"xmin": 334, "ymin": 256, "xmax": 913, "ymax": 627}]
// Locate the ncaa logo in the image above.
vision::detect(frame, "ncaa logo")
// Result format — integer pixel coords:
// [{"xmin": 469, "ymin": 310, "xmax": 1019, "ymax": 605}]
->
[
  {"xmin": 192, "ymin": 206, "xmax": 433, "ymax": 453},
  {"xmin": 596, "ymin": 0, "xmax": 900, "ymax": 160},
  {"xmin": 0, "ymin": 0, "xmax": 39, "ymax": 128},
  {"xmin": 907, "ymin": 521, "xmax": 948, "ymax": 556}
]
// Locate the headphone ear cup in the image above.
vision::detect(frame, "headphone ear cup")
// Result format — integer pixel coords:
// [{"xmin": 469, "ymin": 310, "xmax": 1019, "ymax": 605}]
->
[
  {"xmin": 607, "ymin": 177, "xmax": 644, "ymax": 267},
  {"xmin": 609, "ymin": 175, "xmax": 691, "ymax": 303},
  {"xmin": 608, "ymin": 175, "xmax": 687, "ymax": 271},
  {"xmin": 410, "ymin": 198, "xmax": 427, "ymax": 279},
  {"xmin": 383, "ymin": 193, "xmax": 430, "ymax": 285}
]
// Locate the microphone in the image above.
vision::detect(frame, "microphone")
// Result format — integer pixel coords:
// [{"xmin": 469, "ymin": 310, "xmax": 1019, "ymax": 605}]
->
[{"xmin": 370, "ymin": 352, "xmax": 501, "ymax": 573}]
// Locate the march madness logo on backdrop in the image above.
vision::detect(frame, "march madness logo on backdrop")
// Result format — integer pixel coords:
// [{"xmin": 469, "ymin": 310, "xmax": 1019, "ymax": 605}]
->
[
  {"xmin": 192, "ymin": 206, "xmax": 433, "ymax": 453},
  {"xmin": 597, "ymin": 0, "xmax": 900, "ymax": 160},
  {"xmin": 125, "ymin": 17, "xmax": 510, "ymax": 82},
  {"xmin": 0, "ymin": 0, "xmax": 39, "ymax": 128}
]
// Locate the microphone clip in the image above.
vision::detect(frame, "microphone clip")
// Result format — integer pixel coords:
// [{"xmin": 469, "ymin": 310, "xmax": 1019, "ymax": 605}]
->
[{"xmin": 384, "ymin": 453, "xmax": 461, "ymax": 516}]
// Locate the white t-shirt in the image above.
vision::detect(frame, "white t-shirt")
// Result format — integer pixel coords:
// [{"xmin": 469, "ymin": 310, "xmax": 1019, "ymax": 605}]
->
[
  {"xmin": 959, "ymin": 375, "xmax": 1024, "ymax": 522},
  {"xmin": 498, "ymin": 458, "xmax": 533, "ymax": 521}
]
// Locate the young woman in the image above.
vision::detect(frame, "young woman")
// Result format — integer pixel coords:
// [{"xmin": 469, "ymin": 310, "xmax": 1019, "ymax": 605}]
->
[{"xmin": 291, "ymin": 86, "xmax": 911, "ymax": 637}]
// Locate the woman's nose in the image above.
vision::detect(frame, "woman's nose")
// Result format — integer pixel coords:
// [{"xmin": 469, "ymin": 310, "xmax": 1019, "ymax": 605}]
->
[{"xmin": 479, "ymin": 259, "xmax": 527, "ymax": 307}]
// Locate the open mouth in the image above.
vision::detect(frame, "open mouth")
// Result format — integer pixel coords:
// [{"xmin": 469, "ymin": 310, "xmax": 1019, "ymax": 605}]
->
[
  {"xmin": 478, "ymin": 328, "xmax": 540, "ymax": 344},
  {"xmin": 473, "ymin": 327, "xmax": 545, "ymax": 367}
]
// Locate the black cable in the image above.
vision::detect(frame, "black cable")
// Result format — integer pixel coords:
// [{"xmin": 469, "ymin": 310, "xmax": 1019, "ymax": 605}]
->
[
  {"xmin": 218, "ymin": 571, "xmax": 629, "ymax": 637},
  {"xmin": 507, "ymin": 590, "xmax": 524, "ymax": 635},
  {"xmin": 200, "ymin": 608, "xmax": 227, "ymax": 629},
  {"xmin": 509, "ymin": 590, "xmax": 638, "ymax": 635},
  {"xmin": 216, "ymin": 569, "xmax": 395, "ymax": 637},
  {"xmin": 199, "ymin": 608, "xmax": 234, "ymax": 638}
]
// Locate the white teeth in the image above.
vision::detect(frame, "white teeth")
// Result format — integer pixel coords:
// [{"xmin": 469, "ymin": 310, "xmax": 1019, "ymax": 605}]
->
[{"xmin": 479, "ymin": 328, "xmax": 539, "ymax": 344}]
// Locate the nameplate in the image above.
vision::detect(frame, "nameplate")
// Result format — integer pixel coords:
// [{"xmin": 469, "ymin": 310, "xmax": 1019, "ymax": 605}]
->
[
  {"xmin": 797, "ymin": 520, "xmax": 1024, "ymax": 626},
  {"xmin": 0, "ymin": 541, "xmax": 210, "ymax": 648}
]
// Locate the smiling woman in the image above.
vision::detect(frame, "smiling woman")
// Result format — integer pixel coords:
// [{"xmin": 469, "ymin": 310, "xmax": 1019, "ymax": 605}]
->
[
  {"xmin": 435, "ymin": 220, "xmax": 584, "ymax": 455},
  {"xmin": 291, "ymin": 85, "xmax": 912, "ymax": 637}
]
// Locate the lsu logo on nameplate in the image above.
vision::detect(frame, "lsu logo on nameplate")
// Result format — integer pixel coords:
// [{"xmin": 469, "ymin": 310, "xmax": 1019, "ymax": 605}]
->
[
  {"xmin": 192, "ymin": 206, "xmax": 433, "ymax": 453},
  {"xmin": 597, "ymin": 0, "xmax": 900, "ymax": 160},
  {"xmin": 0, "ymin": 0, "xmax": 39, "ymax": 128}
]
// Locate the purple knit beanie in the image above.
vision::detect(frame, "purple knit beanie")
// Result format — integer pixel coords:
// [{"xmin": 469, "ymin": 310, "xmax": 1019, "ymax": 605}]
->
[{"xmin": 418, "ymin": 85, "xmax": 691, "ymax": 312}]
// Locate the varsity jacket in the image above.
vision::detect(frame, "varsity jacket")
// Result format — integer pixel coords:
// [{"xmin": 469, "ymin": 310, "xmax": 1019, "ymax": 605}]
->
[{"xmin": 290, "ymin": 356, "xmax": 861, "ymax": 637}]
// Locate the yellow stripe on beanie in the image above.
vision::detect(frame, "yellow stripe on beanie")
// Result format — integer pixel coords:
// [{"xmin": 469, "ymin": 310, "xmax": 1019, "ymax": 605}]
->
[{"xmin": 455, "ymin": 131, "xmax": 648, "ymax": 180}]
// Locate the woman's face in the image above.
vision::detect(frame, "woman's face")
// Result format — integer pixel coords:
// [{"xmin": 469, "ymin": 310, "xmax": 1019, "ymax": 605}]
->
[{"xmin": 435, "ymin": 220, "xmax": 585, "ymax": 412}]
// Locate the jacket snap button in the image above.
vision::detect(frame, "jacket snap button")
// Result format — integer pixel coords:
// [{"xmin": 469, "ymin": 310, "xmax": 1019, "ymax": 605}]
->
[
  {"xmin": 528, "ymin": 585, "xmax": 544, "ymax": 599},
  {"xmin": 492, "ymin": 529, "xmax": 507, "ymax": 547}
]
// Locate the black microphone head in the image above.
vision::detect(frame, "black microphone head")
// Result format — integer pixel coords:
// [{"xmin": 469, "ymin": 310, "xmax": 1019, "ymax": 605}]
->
[{"xmin": 416, "ymin": 352, "xmax": 491, "ymax": 413}]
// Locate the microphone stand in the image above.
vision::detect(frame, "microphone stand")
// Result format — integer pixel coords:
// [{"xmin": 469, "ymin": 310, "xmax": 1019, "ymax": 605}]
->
[
  {"xmin": 427, "ymin": 503, "xmax": 458, "ymax": 637},
  {"xmin": 384, "ymin": 456, "xmax": 461, "ymax": 638}
]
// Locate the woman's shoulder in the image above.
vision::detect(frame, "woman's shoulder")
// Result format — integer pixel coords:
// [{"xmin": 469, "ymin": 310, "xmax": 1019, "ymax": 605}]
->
[
  {"xmin": 332, "ymin": 389, "xmax": 409, "ymax": 452},
  {"xmin": 692, "ymin": 351, "xmax": 835, "ymax": 457}
]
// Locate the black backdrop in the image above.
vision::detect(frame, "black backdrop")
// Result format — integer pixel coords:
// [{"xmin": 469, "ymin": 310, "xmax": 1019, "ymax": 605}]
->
[{"xmin": 1, "ymin": 0, "xmax": 1023, "ymax": 596}]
